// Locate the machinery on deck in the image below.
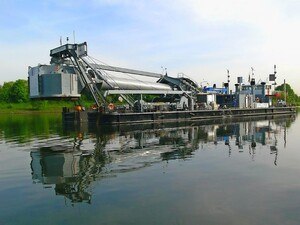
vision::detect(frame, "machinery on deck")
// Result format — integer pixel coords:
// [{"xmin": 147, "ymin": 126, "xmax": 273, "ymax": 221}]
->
[{"xmin": 28, "ymin": 42, "xmax": 200, "ymax": 112}]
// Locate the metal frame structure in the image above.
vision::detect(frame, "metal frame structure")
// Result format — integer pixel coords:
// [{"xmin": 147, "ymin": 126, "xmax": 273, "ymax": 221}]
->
[{"xmin": 48, "ymin": 42, "xmax": 199, "ymax": 111}]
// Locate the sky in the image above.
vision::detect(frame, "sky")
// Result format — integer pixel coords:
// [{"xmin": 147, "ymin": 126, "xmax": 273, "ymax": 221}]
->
[{"xmin": 1, "ymin": 0, "xmax": 300, "ymax": 93}]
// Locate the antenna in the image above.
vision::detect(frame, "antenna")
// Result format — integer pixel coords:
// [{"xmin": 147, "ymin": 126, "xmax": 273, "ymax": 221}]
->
[
  {"xmin": 273, "ymin": 65, "xmax": 277, "ymax": 85},
  {"xmin": 251, "ymin": 67, "xmax": 254, "ymax": 78},
  {"xmin": 73, "ymin": 30, "xmax": 76, "ymax": 44},
  {"xmin": 60, "ymin": 36, "xmax": 62, "ymax": 46},
  {"xmin": 227, "ymin": 69, "xmax": 230, "ymax": 83},
  {"xmin": 227, "ymin": 69, "xmax": 230, "ymax": 94},
  {"xmin": 161, "ymin": 66, "xmax": 167, "ymax": 76}
]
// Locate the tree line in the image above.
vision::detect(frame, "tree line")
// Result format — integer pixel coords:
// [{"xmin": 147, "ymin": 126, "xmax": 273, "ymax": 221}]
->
[
  {"xmin": 0, "ymin": 79, "xmax": 28, "ymax": 103},
  {"xmin": 275, "ymin": 83, "xmax": 300, "ymax": 105}
]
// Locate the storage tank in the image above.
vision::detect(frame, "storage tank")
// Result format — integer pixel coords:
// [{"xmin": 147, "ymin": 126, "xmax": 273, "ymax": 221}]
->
[{"xmin": 28, "ymin": 64, "xmax": 81, "ymax": 99}]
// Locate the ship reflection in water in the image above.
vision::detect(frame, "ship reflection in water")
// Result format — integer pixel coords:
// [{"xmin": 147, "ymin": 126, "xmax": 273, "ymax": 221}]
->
[{"xmin": 30, "ymin": 117, "xmax": 293, "ymax": 204}]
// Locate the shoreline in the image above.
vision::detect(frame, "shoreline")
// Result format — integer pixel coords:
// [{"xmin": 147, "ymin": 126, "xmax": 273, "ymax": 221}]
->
[
  {"xmin": 0, "ymin": 110, "xmax": 62, "ymax": 114},
  {"xmin": 0, "ymin": 100, "xmax": 94, "ymax": 114}
]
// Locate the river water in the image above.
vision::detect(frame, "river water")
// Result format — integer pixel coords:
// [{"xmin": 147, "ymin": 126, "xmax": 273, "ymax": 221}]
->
[{"xmin": 0, "ymin": 112, "xmax": 300, "ymax": 225}]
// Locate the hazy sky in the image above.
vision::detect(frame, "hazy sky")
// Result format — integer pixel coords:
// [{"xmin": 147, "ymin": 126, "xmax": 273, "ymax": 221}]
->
[{"xmin": 1, "ymin": 0, "xmax": 300, "ymax": 93}]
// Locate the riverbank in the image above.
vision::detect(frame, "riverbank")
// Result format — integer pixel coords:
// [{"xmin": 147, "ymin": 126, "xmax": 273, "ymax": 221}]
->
[{"xmin": 0, "ymin": 100, "xmax": 94, "ymax": 114}]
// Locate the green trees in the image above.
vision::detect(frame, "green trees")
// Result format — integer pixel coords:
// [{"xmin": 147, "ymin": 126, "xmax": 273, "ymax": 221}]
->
[
  {"xmin": 0, "ymin": 79, "xmax": 28, "ymax": 103},
  {"xmin": 0, "ymin": 81, "xmax": 14, "ymax": 102},
  {"xmin": 275, "ymin": 83, "xmax": 300, "ymax": 105}
]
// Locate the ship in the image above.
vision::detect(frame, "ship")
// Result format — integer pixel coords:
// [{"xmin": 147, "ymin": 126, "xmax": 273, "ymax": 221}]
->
[{"xmin": 28, "ymin": 42, "xmax": 296, "ymax": 125}]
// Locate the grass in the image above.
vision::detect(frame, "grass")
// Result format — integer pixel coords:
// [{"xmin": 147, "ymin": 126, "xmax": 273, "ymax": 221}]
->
[{"xmin": 0, "ymin": 100, "xmax": 95, "ymax": 114}]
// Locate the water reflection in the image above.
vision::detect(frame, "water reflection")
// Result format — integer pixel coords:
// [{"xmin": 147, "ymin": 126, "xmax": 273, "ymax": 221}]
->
[
  {"xmin": 0, "ymin": 113, "xmax": 63, "ymax": 143},
  {"xmin": 31, "ymin": 149, "xmax": 108, "ymax": 204},
  {"xmin": 30, "ymin": 115, "xmax": 295, "ymax": 204}
]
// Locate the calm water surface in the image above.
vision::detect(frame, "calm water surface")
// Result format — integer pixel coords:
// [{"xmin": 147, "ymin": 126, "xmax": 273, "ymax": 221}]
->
[{"xmin": 0, "ymin": 113, "xmax": 300, "ymax": 225}]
